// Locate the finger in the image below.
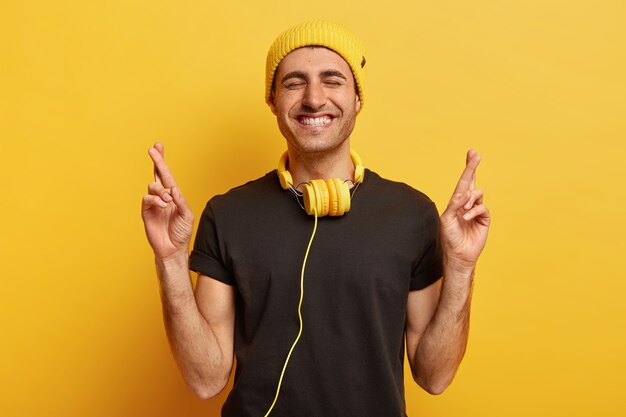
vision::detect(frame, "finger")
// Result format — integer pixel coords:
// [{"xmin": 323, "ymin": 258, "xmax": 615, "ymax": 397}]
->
[
  {"xmin": 442, "ymin": 190, "xmax": 471, "ymax": 220},
  {"xmin": 148, "ymin": 181, "xmax": 173, "ymax": 203},
  {"xmin": 453, "ymin": 150, "xmax": 480, "ymax": 197},
  {"xmin": 142, "ymin": 194, "xmax": 168, "ymax": 210},
  {"xmin": 463, "ymin": 188, "xmax": 483, "ymax": 210},
  {"xmin": 154, "ymin": 142, "xmax": 164, "ymax": 156},
  {"xmin": 462, "ymin": 203, "xmax": 490, "ymax": 225},
  {"xmin": 466, "ymin": 149, "xmax": 477, "ymax": 190},
  {"xmin": 170, "ymin": 186, "xmax": 194, "ymax": 223},
  {"xmin": 148, "ymin": 145, "xmax": 178, "ymax": 189},
  {"xmin": 153, "ymin": 143, "xmax": 164, "ymax": 184}
]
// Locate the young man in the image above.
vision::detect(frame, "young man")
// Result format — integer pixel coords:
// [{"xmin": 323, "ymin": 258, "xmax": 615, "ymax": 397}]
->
[{"xmin": 142, "ymin": 20, "xmax": 490, "ymax": 417}]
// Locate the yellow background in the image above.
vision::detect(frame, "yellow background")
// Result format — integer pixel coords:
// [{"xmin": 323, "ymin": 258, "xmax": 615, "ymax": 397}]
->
[{"xmin": 2, "ymin": 0, "xmax": 625, "ymax": 416}]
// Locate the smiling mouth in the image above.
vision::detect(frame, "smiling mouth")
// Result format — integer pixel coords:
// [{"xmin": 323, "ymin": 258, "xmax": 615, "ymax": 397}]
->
[{"xmin": 298, "ymin": 115, "xmax": 333, "ymax": 127}]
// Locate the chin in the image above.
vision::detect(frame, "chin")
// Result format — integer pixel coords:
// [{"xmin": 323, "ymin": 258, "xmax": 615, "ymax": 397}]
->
[
  {"xmin": 278, "ymin": 120, "xmax": 354, "ymax": 154},
  {"xmin": 290, "ymin": 138, "xmax": 349, "ymax": 155}
]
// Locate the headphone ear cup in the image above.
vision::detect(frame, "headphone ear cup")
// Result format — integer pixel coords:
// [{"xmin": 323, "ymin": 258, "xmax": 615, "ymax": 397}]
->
[
  {"xmin": 303, "ymin": 183, "xmax": 315, "ymax": 215},
  {"xmin": 316, "ymin": 179, "xmax": 330, "ymax": 216},
  {"xmin": 340, "ymin": 178, "xmax": 352, "ymax": 215},
  {"xmin": 326, "ymin": 179, "xmax": 339, "ymax": 216},
  {"xmin": 303, "ymin": 180, "xmax": 330, "ymax": 216},
  {"xmin": 306, "ymin": 179, "xmax": 352, "ymax": 216}
]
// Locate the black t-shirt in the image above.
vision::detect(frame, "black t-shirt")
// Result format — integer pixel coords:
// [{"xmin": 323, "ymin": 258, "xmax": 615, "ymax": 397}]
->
[{"xmin": 190, "ymin": 169, "xmax": 442, "ymax": 417}]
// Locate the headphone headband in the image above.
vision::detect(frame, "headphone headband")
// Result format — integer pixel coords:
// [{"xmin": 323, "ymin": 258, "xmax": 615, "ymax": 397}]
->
[{"xmin": 277, "ymin": 150, "xmax": 365, "ymax": 190}]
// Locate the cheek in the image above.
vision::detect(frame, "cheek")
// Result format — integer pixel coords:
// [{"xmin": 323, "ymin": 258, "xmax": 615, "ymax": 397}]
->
[{"xmin": 273, "ymin": 94, "xmax": 298, "ymax": 117}]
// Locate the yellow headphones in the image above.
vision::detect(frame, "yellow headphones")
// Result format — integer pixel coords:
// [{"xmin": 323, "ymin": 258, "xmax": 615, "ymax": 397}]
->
[{"xmin": 277, "ymin": 150, "xmax": 365, "ymax": 217}]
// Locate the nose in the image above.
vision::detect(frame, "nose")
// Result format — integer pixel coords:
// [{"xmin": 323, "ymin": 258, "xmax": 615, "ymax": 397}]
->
[{"xmin": 302, "ymin": 81, "xmax": 326, "ymax": 110}]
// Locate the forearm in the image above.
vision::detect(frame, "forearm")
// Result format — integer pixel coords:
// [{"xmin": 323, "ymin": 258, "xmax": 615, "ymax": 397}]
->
[
  {"xmin": 408, "ymin": 148, "xmax": 489, "ymax": 394},
  {"xmin": 410, "ymin": 265, "xmax": 474, "ymax": 394},
  {"xmin": 155, "ymin": 252, "xmax": 231, "ymax": 399}
]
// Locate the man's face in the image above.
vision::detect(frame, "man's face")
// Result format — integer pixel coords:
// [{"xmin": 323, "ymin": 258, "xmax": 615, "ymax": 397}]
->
[{"xmin": 269, "ymin": 47, "xmax": 360, "ymax": 155}]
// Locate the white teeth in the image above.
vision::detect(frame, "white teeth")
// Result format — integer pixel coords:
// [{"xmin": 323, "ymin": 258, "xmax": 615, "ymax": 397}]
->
[{"xmin": 300, "ymin": 116, "xmax": 332, "ymax": 126}]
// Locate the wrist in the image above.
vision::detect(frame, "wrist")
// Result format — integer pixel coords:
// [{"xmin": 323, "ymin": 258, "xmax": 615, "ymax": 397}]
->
[
  {"xmin": 155, "ymin": 249, "xmax": 189, "ymax": 273},
  {"xmin": 441, "ymin": 260, "xmax": 475, "ymax": 302},
  {"xmin": 442, "ymin": 255, "xmax": 475, "ymax": 279}
]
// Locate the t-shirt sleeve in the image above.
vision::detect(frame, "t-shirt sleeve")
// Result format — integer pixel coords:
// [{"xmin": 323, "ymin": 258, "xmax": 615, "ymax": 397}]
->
[
  {"xmin": 189, "ymin": 202, "xmax": 235, "ymax": 286},
  {"xmin": 410, "ymin": 201, "xmax": 443, "ymax": 291}
]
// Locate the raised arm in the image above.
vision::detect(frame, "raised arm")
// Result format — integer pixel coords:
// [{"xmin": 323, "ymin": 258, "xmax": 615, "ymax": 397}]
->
[
  {"xmin": 141, "ymin": 143, "xmax": 235, "ymax": 399},
  {"xmin": 406, "ymin": 149, "xmax": 490, "ymax": 394}
]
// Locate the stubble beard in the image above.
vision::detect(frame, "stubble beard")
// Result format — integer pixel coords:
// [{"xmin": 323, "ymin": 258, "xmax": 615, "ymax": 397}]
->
[{"xmin": 278, "ymin": 110, "xmax": 357, "ymax": 156}]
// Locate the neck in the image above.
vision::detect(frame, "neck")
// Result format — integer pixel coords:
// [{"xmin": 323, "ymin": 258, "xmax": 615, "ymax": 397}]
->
[{"xmin": 286, "ymin": 142, "xmax": 355, "ymax": 188}]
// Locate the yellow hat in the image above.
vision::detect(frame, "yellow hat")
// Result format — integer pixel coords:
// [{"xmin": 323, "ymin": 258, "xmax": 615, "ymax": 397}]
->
[{"xmin": 265, "ymin": 20, "xmax": 367, "ymax": 112}]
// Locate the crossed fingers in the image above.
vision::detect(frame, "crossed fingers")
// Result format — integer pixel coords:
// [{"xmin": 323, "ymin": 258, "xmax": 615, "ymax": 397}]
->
[
  {"xmin": 462, "ymin": 188, "xmax": 486, "ymax": 222},
  {"xmin": 446, "ymin": 149, "xmax": 489, "ymax": 224},
  {"xmin": 453, "ymin": 149, "xmax": 480, "ymax": 197},
  {"xmin": 146, "ymin": 143, "xmax": 177, "ymax": 208},
  {"xmin": 149, "ymin": 143, "xmax": 178, "ymax": 189}
]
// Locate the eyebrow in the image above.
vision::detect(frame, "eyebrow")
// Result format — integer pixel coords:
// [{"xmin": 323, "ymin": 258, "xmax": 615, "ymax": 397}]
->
[
  {"xmin": 281, "ymin": 69, "xmax": 348, "ymax": 83},
  {"xmin": 281, "ymin": 71, "xmax": 307, "ymax": 83},
  {"xmin": 320, "ymin": 70, "xmax": 347, "ymax": 80}
]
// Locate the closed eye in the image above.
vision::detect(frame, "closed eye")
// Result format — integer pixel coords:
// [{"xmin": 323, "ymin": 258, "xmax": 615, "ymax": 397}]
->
[
  {"xmin": 284, "ymin": 81, "xmax": 306, "ymax": 89},
  {"xmin": 323, "ymin": 79, "xmax": 344, "ymax": 87},
  {"xmin": 281, "ymin": 71, "xmax": 307, "ymax": 89}
]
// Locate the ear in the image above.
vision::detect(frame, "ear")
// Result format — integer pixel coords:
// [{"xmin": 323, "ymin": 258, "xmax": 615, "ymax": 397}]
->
[
  {"xmin": 355, "ymin": 95, "xmax": 361, "ymax": 113},
  {"xmin": 268, "ymin": 93, "xmax": 278, "ymax": 115}
]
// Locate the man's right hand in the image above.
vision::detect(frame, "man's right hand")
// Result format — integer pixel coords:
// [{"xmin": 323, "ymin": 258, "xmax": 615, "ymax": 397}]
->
[{"xmin": 141, "ymin": 143, "xmax": 195, "ymax": 260}]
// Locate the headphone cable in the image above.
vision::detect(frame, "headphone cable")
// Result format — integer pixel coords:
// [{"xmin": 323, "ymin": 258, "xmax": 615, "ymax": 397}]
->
[{"xmin": 263, "ymin": 208, "xmax": 318, "ymax": 417}]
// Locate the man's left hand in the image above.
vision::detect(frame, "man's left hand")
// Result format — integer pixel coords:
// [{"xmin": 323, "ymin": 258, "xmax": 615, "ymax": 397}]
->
[{"xmin": 440, "ymin": 149, "xmax": 491, "ymax": 274}]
